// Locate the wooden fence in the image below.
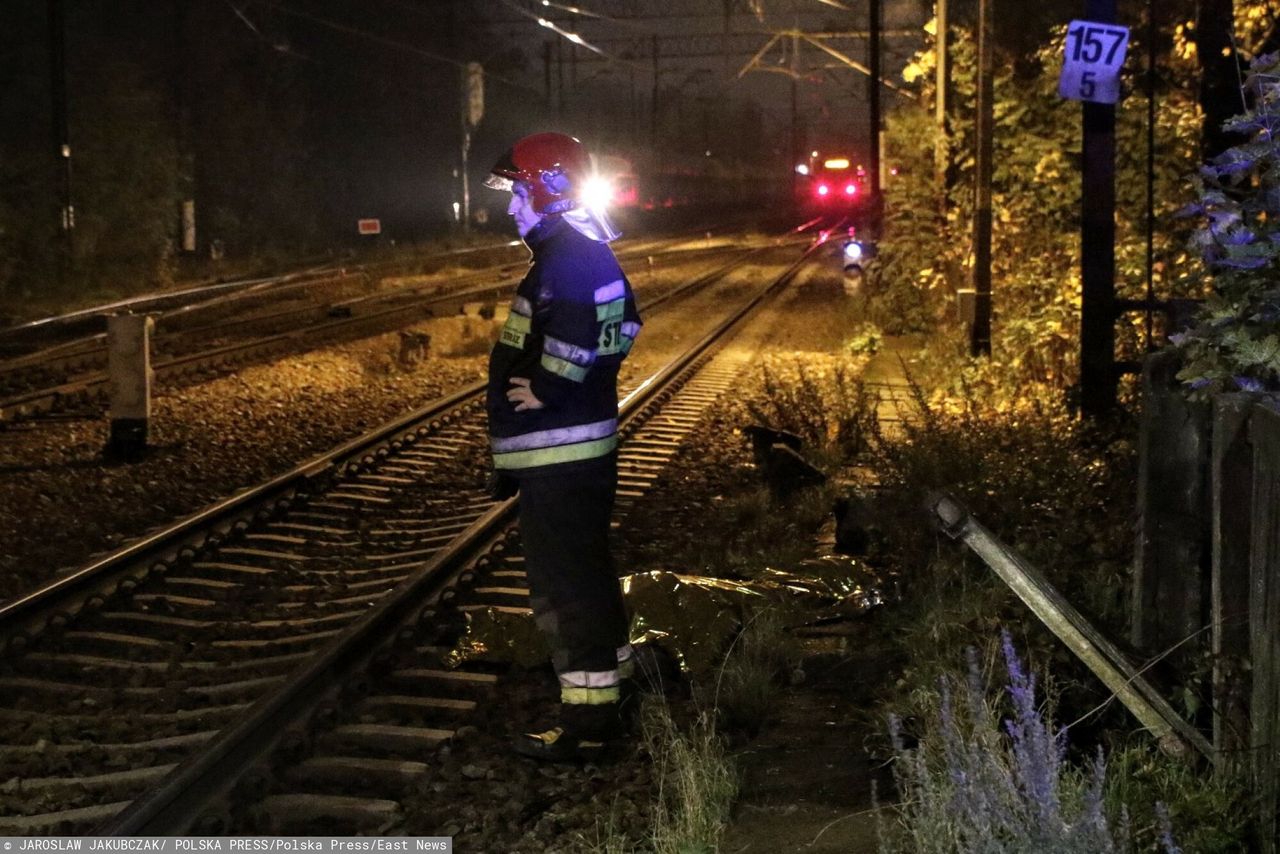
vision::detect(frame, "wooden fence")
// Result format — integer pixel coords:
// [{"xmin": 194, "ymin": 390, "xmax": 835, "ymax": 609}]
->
[{"xmin": 1134, "ymin": 353, "xmax": 1280, "ymax": 848}]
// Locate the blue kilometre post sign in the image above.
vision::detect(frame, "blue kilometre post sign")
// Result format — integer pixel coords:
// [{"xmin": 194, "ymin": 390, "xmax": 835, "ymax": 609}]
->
[{"xmin": 1058, "ymin": 20, "xmax": 1130, "ymax": 104}]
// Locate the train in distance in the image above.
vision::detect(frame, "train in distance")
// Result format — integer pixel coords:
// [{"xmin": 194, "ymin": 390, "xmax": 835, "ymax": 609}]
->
[{"xmin": 795, "ymin": 153, "xmax": 873, "ymax": 215}]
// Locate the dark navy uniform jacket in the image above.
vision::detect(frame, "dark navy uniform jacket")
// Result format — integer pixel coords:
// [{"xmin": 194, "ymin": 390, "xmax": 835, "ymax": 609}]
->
[{"xmin": 486, "ymin": 215, "xmax": 642, "ymax": 479}]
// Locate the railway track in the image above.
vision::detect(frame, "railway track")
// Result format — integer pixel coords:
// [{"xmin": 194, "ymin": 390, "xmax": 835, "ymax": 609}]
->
[
  {"xmin": 0, "ymin": 233, "xmax": 824, "ymax": 836},
  {"xmin": 0, "ymin": 238, "xmax": 756, "ymax": 425}
]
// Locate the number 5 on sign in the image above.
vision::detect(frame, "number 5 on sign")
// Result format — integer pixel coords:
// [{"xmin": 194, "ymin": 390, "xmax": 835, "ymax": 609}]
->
[{"xmin": 1058, "ymin": 20, "xmax": 1130, "ymax": 104}]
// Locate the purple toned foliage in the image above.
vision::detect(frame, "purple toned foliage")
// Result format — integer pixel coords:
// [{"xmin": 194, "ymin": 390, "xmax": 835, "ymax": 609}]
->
[{"xmin": 883, "ymin": 632, "xmax": 1161, "ymax": 852}]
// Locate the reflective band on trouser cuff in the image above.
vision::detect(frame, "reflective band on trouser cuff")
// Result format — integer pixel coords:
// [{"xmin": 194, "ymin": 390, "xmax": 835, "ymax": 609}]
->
[
  {"xmin": 562, "ymin": 685, "xmax": 621, "ymax": 705},
  {"xmin": 541, "ymin": 352, "xmax": 589, "ymax": 381},
  {"xmin": 561, "ymin": 668, "xmax": 621, "ymax": 688},
  {"xmin": 493, "ymin": 434, "xmax": 617, "ymax": 470}
]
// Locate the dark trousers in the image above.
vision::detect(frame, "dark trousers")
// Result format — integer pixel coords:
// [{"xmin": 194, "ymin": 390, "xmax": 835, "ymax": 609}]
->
[{"xmin": 517, "ymin": 463, "xmax": 629, "ymax": 687}]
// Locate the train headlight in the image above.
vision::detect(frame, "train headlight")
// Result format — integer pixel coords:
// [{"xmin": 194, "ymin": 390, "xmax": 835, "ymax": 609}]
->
[
  {"xmin": 816, "ymin": 184, "xmax": 830, "ymax": 197},
  {"xmin": 844, "ymin": 183, "xmax": 857, "ymax": 196},
  {"xmin": 843, "ymin": 241, "xmax": 864, "ymax": 262},
  {"xmin": 581, "ymin": 175, "xmax": 613, "ymax": 212}
]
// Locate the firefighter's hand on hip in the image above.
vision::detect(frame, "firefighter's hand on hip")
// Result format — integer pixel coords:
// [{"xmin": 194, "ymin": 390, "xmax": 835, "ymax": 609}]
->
[{"xmin": 507, "ymin": 377, "xmax": 545, "ymax": 411}]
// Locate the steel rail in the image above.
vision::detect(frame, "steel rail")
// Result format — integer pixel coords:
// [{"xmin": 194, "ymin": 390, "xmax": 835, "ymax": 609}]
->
[
  {"xmin": 99, "ymin": 235, "xmax": 828, "ymax": 835},
  {"xmin": 0, "ymin": 236, "xmax": 727, "ymax": 371},
  {"xmin": 0, "ymin": 241, "xmax": 758, "ymax": 423},
  {"xmin": 0, "ymin": 242, "xmax": 779, "ymax": 646}
]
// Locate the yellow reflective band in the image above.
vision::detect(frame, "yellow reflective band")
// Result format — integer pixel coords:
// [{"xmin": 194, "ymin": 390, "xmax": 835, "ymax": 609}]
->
[
  {"xmin": 561, "ymin": 686, "xmax": 621, "ymax": 705},
  {"xmin": 499, "ymin": 314, "xmax": 531, "ymax": 349},
  {"xmin": 541, "ymin": 352, "xmax": 589, "ymax": 382},
  {"xmin": 596, "ymin": 299, "xmax": 625, "ymax": 321},
  {"xmin": 493, "ymin": 435, "xmax": 617, "ymax": 470}
]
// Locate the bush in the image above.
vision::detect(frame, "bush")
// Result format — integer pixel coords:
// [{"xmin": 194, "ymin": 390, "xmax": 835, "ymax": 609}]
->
[
  {"xmin": 746, "ymin": 353, "xmax": 876, "ymax": 463},
  {"xmin": 1174, "ymin": 53, "xmax": 1280, "ymax": 396},
  {"xmin": 883, "ymin": 632, "xmax": 1140, "ymax": 853},
  {"xmin": 709, "ymin": 608, "xmax": 802, "ymax": 737}
]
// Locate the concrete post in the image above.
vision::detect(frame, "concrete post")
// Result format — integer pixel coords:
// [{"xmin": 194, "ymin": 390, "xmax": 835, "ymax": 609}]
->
[{"xmin": 105, "ymin": 313, "xmax": 153, "ymax": 459}]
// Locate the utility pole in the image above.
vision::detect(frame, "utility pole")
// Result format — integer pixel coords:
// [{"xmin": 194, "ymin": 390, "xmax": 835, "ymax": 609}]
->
[
  {"xmin": 790, "ymin": 74, "xmax": 798, "ymax": 208},
  {"xmin": 557, "ymin": 38, "xmax": 565, "ymax": 118},
  {"xmin": 544, "ymin": 41, "xmax": 553, "ymax": 110},
  {"xmin": 1144, "ymin": 0, "xmax": 1157, "ymax": 351},
  {"xmin": 867, "ymin": 0, "xmax": 883, "ymax": 230},
  {"xmin": 934, "ymin": 0, "xmax": 950, "ymax": 214},
  {"xmin": 465, "ymin": 62, "xmax": 476, "ymax": 234},
  {"xmin": 971, "ymin": 0, "xmax": 993, "ymax": 357},
  {"xmin": 47, "ymin": 0, "xmax": 74, "ymax": 269},
  {"xmin": 650, "ymin": 35, "xmax": 659, "ymax": 148},
  {"xmin": 1080, "ymin": 0, "xmax": 1118, "ymax": 416}
]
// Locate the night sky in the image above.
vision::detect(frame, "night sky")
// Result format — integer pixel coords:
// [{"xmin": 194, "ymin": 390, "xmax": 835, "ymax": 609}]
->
[{"xmin": 2, "ymin": 0, "xmax": 1145, "ymax": 281}]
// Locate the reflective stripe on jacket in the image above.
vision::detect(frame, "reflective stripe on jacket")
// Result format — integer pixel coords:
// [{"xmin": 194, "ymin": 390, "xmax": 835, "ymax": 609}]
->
[{"xmin": 486, "ymin": 216, "xmax": 642, "ymax": 477}]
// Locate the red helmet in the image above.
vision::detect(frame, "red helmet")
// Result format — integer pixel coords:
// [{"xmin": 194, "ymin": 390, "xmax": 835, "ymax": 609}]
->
[{"xmin": 484, "ymin": 132, "xmax": 590, "ymax": 214}]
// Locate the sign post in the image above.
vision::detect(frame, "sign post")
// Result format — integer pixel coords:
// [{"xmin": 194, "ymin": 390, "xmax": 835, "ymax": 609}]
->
[
  {"xmin": 971, "ymin": 0, "xmax": 992, "ymax": 357},
  {"xmin": 1060, "ymin": 9, "xmax": 1128, "ymax": 418},
  {"xmin": 460, "ymin": 62, "xmax": 484, "ymax": 234}
]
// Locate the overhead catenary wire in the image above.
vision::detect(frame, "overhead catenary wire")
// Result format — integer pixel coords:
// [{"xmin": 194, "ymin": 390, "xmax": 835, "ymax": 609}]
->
[
  {"xmin": 225, "ymin": 0, "xmax": 312, "ymax": 60},
  {"xmin": 496, "ymin": 0, "xmax": 644, "ymax": 70},
  {"xmin": 254, "ymin": 0, "xmax": 543, "ymax": 94}
]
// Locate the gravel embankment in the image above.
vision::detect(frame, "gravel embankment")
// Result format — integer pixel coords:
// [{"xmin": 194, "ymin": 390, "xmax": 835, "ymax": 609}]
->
[
  {"xmin": 0, "ymin": 318, "xmax": 493, "ymax": 602},
  {"xmin": 0, "ymin": 255, "xmax": 783, "ymax": 604}
]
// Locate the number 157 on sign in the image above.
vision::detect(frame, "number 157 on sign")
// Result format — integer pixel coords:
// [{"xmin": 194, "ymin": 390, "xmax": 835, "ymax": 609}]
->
[{"xmin": 1058, "ymin": 20, "xmax": 1130, "ymax": 104}]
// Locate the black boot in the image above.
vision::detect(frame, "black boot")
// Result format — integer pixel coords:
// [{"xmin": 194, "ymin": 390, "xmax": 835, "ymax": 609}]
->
[{"xmin": 512, "ymin": 702, "xmax": 622, "ymax": 763}]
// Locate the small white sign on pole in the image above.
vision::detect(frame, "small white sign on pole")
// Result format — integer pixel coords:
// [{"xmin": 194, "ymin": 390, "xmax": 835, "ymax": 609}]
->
[{"xmin": 1058, "ymin": 20, "xmax": 1130, "ymax": 104}]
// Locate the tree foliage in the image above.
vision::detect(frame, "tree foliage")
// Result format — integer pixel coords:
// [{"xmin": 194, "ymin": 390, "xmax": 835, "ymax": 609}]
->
[
  {"xmin": 875, "ymin": 14, "xmax": 1201, "ymax": 401},
  {"xmin": 1173, "ymin": 51, "xmax": 1280, "ymax": 395}
]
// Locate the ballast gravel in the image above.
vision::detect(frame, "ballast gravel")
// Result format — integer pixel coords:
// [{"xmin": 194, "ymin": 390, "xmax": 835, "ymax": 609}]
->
[{"xmin": 0, "ymin": 324, "xmax": 490, "ymax": 603}]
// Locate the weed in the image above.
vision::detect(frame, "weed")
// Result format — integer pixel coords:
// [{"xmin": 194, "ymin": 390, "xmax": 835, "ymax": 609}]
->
[
  {"xmin": 640, "ymin": 700, "xmax": 738, "ymax": 854},
  {"xmin": 1103, "ymin": 743, "xmax": 1251, "ymax": 852},
  {"xmin": 882, "ymin": 632, "xmax": 1139, "ymax": 853},
  {"xmin": 746, "ymin": 354, "xmax": 876, "ymax": 463},
  {"xmin": 710, "ymin": 608, "xmax": 803, "ymax": 737}
]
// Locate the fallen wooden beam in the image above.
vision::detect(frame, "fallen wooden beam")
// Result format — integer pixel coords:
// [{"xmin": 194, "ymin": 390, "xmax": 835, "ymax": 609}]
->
[{"xmin": 927, "ymin": 491, "xmax": 1214, "ymax": 762}]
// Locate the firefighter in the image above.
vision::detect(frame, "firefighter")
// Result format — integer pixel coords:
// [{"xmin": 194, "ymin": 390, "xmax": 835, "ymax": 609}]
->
[{"xmin": 483, "ymin": 132, "xmax": 642, "ymax": 762}]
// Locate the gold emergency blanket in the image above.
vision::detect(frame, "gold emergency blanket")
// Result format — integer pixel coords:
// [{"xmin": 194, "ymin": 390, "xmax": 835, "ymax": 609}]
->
[{"xmin": 444, "ymin": 556, "xmax": 887, "ymax": 673}]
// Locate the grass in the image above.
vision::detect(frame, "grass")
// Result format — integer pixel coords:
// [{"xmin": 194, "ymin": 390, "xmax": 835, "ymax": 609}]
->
[
  {"xmin": 579, "ymin": 700, "xmax": 738, "ymax": 854},
  {"xmin": 709, "ymin": 608, "xmax": 802, "ymax": 737},
  {"xmin": 591, "ymin": 337, "xmax": 1251, "ymax": 852},
  {"xmin": 579, "ymin": 611, "xmax": 800, "ymax": 854},
  {"xmin": 733, "ymin": 349, "xmax": 1253, "ymax": 850},
  {"xmin": 641, "ymin": 703, "xmax": 739, "ymax": 854}
]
